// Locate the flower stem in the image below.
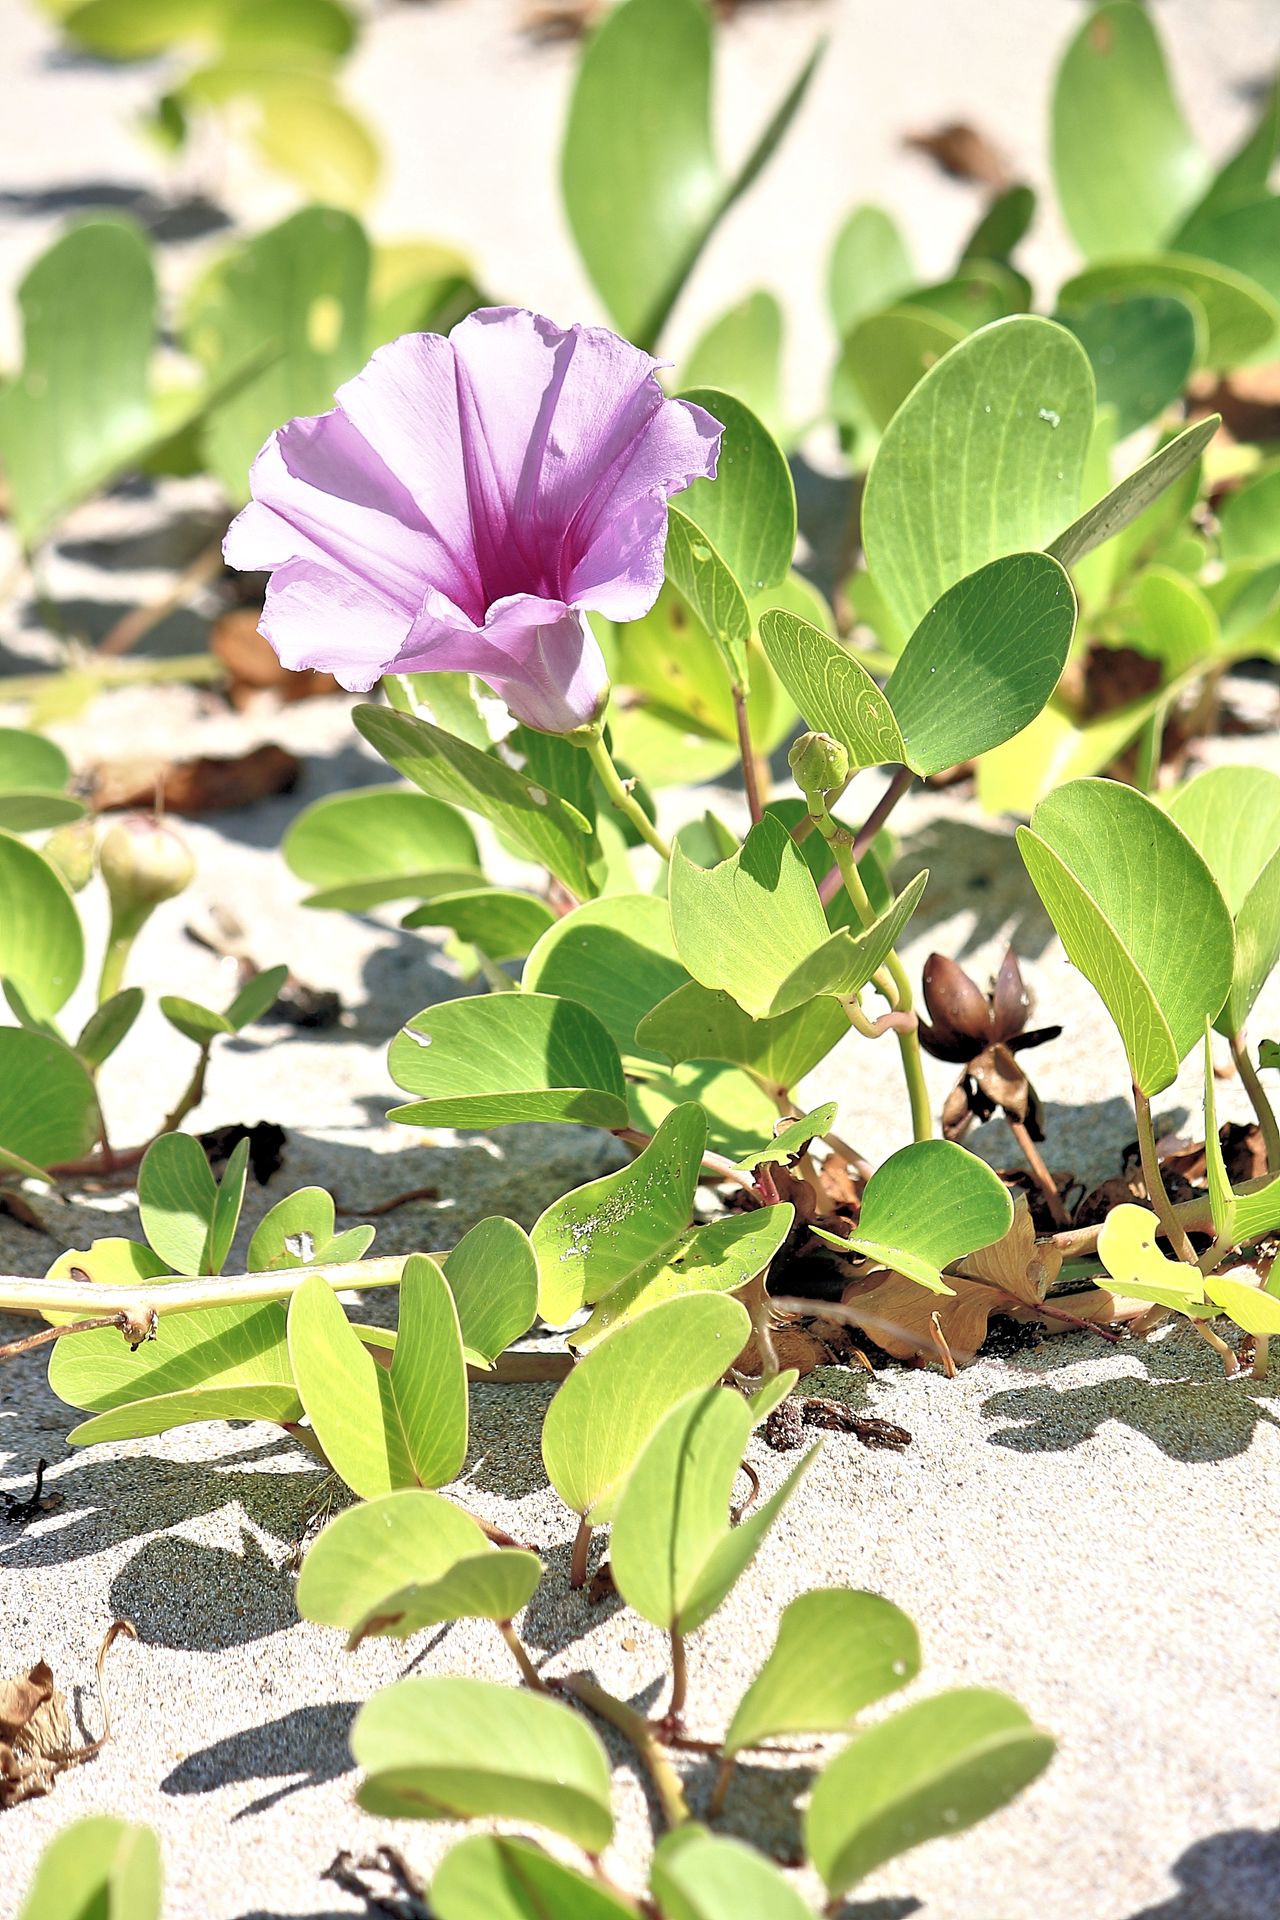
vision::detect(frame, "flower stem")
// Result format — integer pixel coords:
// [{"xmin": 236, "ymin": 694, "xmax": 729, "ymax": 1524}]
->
[
  {"xmin": 497, "ymin": 1621, "xmax": 546, "ymax": 1690},
  {"xmin": 668, "ymin": 1629, "xmax": 688, "ymax": 1723},
  {"xmin": 555, "ymin": 1673, "xmax": 689, "ymax": 1829},
  {"xmin": 732, "ymin": 687, "xmax": 765, "ymax": 824},
  {"xmin": 1229, "ymin": 1029, "xmax": 1280, "ymax": 1171},
  {"xmin": 584, "ymin": 732, "xmax": 671, "ymax": 860},
  {"xmin": 1133, "ymin": 1084, "xmax": 1198, "ymax": 1264}
]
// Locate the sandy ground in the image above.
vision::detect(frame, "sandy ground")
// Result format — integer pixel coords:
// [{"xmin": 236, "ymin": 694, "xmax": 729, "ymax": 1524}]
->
[{"xmin": 4, "ymin": 1, "xmax": 1280, "ymax": 1916}]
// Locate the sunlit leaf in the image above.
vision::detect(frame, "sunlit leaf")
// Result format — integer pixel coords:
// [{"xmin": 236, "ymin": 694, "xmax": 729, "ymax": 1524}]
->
[
  {"xmin": 444, "ymin": 1216, "xmax": 538, "ymax": 1367},
  {"xmin": 522, "ymin": 893, "xmax": 687, "ymax": 1057},
  {"xmin": 1168, "ymin": 766, "xmax": 1280, "ymax": 1035},
  {"xmin": 676, "ymin": 387, "xmax": 796, "ymax": 595},
  {"xmin": 284, "ymin": 785, "xmax": 480, "ymax": 910},
  {"xmin": 828, "ymin": 204, "xmax": 914, "ymax": 337},
  {"xmin": 388, "ymin": 992, "xmax": 629, "ymax": 1131},
  {"xmin": 723, "ymin": 1587, "xmax": 920, "ymax": 1758},
  {"xmin": 650, "ymin": 1827, "xmax": 810, "ymax": 1920},
  {"xmin": 432, "ymin": 1836, "xmax": 634, "ymax": 1920},
  {"xmin": 0, "ymin": 1029, "xmax": 100, "ymax": 1174},
  {"xmin": 16, "ymin": 1817, "xmax": 161, "ymax": 1920},
  {"xmin": 1097, "ymin": 1203, "xmax": 1207, "ymax": 1312},
  {"xmin": 1048, "ymin": 417, "xmax": 1218, "ymax": 571},
  {"xmin": 757, "ymin": 609, "xmax": 903, "ymax": 770},
  {"xmin": 0, "ymin": 830, "xmax": 84, "ymax": 1015},
  {"xmin": 248, "ymin": 1185, "xmax": 375, "ymax": 1271},
  {"xmin": 683, "ymin": 292, "xmax": 784, "ymax": 438},
  {"xmin": 826, "ymin": 1140, "xmax": 1012, "ymax": 1294}
]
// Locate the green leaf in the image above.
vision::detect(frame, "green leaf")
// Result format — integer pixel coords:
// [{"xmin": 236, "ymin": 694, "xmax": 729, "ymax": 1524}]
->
[
  {"xmin": 287, "ymin": 1256, "xmax": 467, "ymax": 1498},
  {"xmin": 432, "ymin": 1836, "xmax": 634, "ymax": 1920},
  {"xmin": 0, "ymin": 220, "xmax": 158, "ymax": 544},
  {"xmin": 1203, "ymin": 1272, "xmax": 1280, "ymax": 1335},
  {"xmin": 159, "ymin": 996, "xmax": 233, "ymax": 1045},
  {"xmin": 835, "ymin": 1140, "xmax": 1013, "ymax": 1294},
  {"xmin": 885, "ymin": 553, "xmax": 1075, "ymax": 776},
  {"xmin": 248, "ymin": 1185, "xmax": 374, "ymax": 1270},
  {"xmin": 1219, "ymin": 467, "xmax": 1280, "ymax": 567},
  {"xmin": 185, "ymin": 205, "xmax": 370, "ymax": 503},
  {"xmin": 444, "ymin": 1216, "xmax": 538, "ymax": 1367},
  {"xmin": 1097, "ymin": 1203, "xmax": 1207, "ymax": 1312},
  {"xmin": 0, "ymin": 1029, "xmax": 100, "ymax": 1173},
  {"xmin": 352, "ymin": 1676, "xmax": 613, "ymax": 1849},
  {"xmin": 221, "ymin": 0, "xmax": 358, "ymax": 61},
  {"xmin": 388, "ymin": 992, "xmax": 629, "ymax": 1131},
  {"xmin": 611, "ymin": 1383, "xmax": 813, "ymax": 1633},
  {"xmin": 828, "ymin": 205, "xmax": 915, "ymax": 337},
  {"xmin": 834, "ymin": 305, "xmax": 966, "ymax": 437},
  {"xmin": 668, "ymin": 813, "xmax": 926, "ymax": 1019},
  {"xmin": 522, "ymin": 892, "xmax": 687, "ymax": 1057},
  {"xmin": 758, "ymin": 608, "xmax": 903, "ymax": 769},
  {"xmin": 806, "ymin": 1687, "xmax": 1054, "ymax": 1897},
  {"xmin": 1017, "ymin": 778, "xmax": 1234, "ymax": 1094},
  {"xmin": 402, "ymin": 890, "xmax": 555, "ymax": 964},
  {"xmin": 284, "ymin": 784, "xmax": 481, "ymax": 910},
  {"xmin": 1047, "ymin": 417, "xmax": 1218, "ymax": 571},
  {"xmin": 0, "ymin": 831, "xmax": 84, "ymax": 1015},
  {"xmin": 76, "ymin": 989, "xmax": 144, "ymax": 1069},
  {"xmin": 574, "ymin": 1203, "xmax": 794, "ymax": 1350},
  {"xmin": 735, "ymin": 1103, "xmax": 838, "ymax": 1171},
  {"xmin": 207, "ymin": 1136, "xmax": 249, "ymax": 1275},
  {"xmin": 16, "ymin": 1817, "xmax": 162, "ymax": 1920},
  {"xmin": 0, "ymin": 791, "xmax": 84, "ymax": 832},
  {"xmin": 1058, "ymin": 257, "xmax": 1278, "ymax": 371},
  {"xmin": 664, "ymin": 506, "xmax": 754, "ymax": 692},
  {"xmin": 541, "ymin": 1290, "xmax": 750, "ymax": 1524},
  {"xmin": 1200, "ymin": 1027, "xmax": 1280, "ymax": 1249},
  {"xmin": 354, "ymin": 705, "xmax": 600, "ymax": 900},
  {"xmin": 961, "ymin": 184, "xmax": 1037, "ymax": 265},
  {"xmin": 627, "ymin": 1058, "xmax": 781, "ymax": 1162},
  {"xmin": 250, "ymin": 83, "xmax": 379, "ymax": 210},
  {"xmin": 1187, "ymin": 80, "xmax": 1280, "ymax": 224},
  {"xmin": 0, "ymin": 730, "xmax": 82, "ymax": 831},
  {"xmin": 297, "ymin": 1489, "xmax": 539, "ymax": 1645},
  {"xmin": 684, "ymin": 292, "xmax": 784, "ymax": 438},
  {"xmin": 637, "ymin": 983, "xmax": 848, "ymax": 1094},
  {"xmin": 137, "ymin": 1133, "xmax": 218, "ymax": 1275},
  {"xmin": 650, "ymin": 1828, "xmax": 810, "ymax": 1920},
  {"xmin": 1051, "ymin": 3, "xmax": 1206, "ymax": 261},
  {"xmin": 723, "ymin": 1588, "xmax": 920, "ymax": 1758},
  {"xmin": 676, "ymin": 388, "xmax": 795, "ymax": 594},
  {"xmin": 862, "ymin": 316, "xmax": 1094, "ymax": 639},
  {"xmin": 1169, "ymin": 766, "xmax": 1280, "ymax": 1034},
  {"xmin": 1173, "ymin": 193, "xmax": 1280, "ymax": 310},
  {"xmin": 1060, "ymin": 294, "xmax": 1200, "ymax": 438},
  {"xmin": 561, "ymin": 0, "xmax": 820, "ymax": 348},
  {"xmin": 224, "ymin": 963, "xmax": 288, "ymax": 1030}
]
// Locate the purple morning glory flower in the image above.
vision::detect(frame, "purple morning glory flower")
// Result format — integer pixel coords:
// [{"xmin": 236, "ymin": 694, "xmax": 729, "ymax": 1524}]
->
[{"xmin": 223, "ymin": 306, "xmax": 723, "ymax": 734}]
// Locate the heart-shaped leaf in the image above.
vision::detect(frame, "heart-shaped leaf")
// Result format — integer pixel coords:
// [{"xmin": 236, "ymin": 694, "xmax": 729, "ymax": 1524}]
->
[
  {"xmin": 861, "ymin": 316, "xmax": 1094, "ymax": 639},
  {"xmin": 636, "ymin": 982, "xmax": 849, "ymax": 1095},
  {"xmin": 0, "ymin": 1029, "xmax": 100, "ymax": 1176},
  {"xmin": 885, "ymin": 553, "xmax": 1075, "ymax": 776},
  {"xmin": 1097, "ymin": 1203, "xmax": 1207, "ymax": 1312},
  {"xmin": 388, "ymin": 992, "xmax": 629, "ymax": 1131},
  {"xmin": 1058, "ymin": 258, "xmax": 1278, "ymax": 370},
  {"xmin": 806, "ymin": 1688, "xmax": 1054, "ymax": 1897},
  {"xmin": 1168, "ymin": 766, "xmax": 1280, "ymax": 1036},
  {"xmin": 650, "ymin": 1827, "xmax": 812, "ymax": 1920},
  {"xmin": 284, "ymin": 785, "xmax": 480, "ymax": 910},
  {"xmin": 352, "ymin": 1676, "xmax": 613, "ymax": 1849},
  {"xmin": 757, "ymin": 609, "xmax": 904, "ymax": 771},
  {"xmin": 611, "ymin": 1382, "xmax": 813, "ymax": 1634},
  {"xmin": 669, "ymin": 813, "xmax": 926, "ymax": 1020},
  {"xmin": 432, "ymin": 1836, "xmax": 635, "ymax": 1920},
  {"xmin": 1051, "ymin": 3, "xmax": 1206, "ymax": 261},
  {"xmin": 541, "ymin": 1290, "xmax": 750, "ymax": 1525},
  {"xmin": 1059, "ymin": 294, "xmax": 1200, "ymax": 439},
  {"xmin": 296, "ymin": 1489, "xmax": 540, "ymax": 1646},
  {"xmin": 723, "ymin": 1588, "xmax": 920, "ymax": 1758},
  {"xmin": 287, "ymin": 1256, "xmax": 467, "ymax": 1498},
  {"xmin": 1017, "ymin": 778, "xmax": 1234, "ymax": 1094},
  {"xmin": 356, "ymin": 704, "xmax": 600, "ymax": 899},
  {"xmin": 0, "ymin": 831, "xmax": 83, "ymax": 1016},
  {"xmin": 443, "ymin": 1216, "xmax": 538, "ymax": 1367},
  {"xmin": 247, "ymin": 1186, "xmax": 375, "ymax": 1272},
  {"xmin": 16, "ymin": 1817, "xmax": 162, "ymax": 1920},
  {"xmin": 676, "ymin": 387, "xmax": 796, "ymax": 595},
  {"xmin": 574, "ymin": 1204, "xmax": 794, "ymax": 1350},
  {"xmin": 1048, "ymin": 416, "xmax": 1218, "ymax": 571},
  {"xmin": 522, "ymin": 893, "xmax": 688, "ymax": 1057},
  {"xmin": 829, "ymin": 1140, "xmax": 1013, "ymax": 1294}
]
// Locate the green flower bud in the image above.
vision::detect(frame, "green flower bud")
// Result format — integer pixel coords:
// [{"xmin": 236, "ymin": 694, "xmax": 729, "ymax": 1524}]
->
[
  {"xmin": 43, "ymin": 816, "xmax": 97, "ymax": 893},
  {"xmin": 788, "ymin": 730, "xmax": 850, "ymax": 799},
  {"xmin": 99, "ymin": 816, "xmax": 196, "ymax": 913}
]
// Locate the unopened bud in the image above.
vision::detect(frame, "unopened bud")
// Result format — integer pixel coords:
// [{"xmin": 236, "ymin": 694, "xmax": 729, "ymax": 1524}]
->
[
  {"xmin": 788, "ymin": 730, "xmax": 850, "ymax": 799},
  {"xmin": 43, "ymin": 816, "xmax": 97, "ymax": 892},
  {"xmin": 99, "ymin": 815, "xmax": 195, "ymax": 914}
]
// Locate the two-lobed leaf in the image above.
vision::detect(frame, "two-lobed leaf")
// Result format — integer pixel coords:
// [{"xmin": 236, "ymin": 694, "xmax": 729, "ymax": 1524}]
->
[{"xmin": 387, "ymin": 992, "xmax": 629, "ymax": 1131}]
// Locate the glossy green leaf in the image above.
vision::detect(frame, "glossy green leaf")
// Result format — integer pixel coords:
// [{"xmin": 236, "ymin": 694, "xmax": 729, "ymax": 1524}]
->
[
  {"xmin": 443, "ymin": 1216, "xmax": 538, "ymax": 1367},
  {"xmin": 355, "ymin": 704, "xmax": 600, "ymax": 899},
  {"xmin": 885, "ymin": 552, "xmax": 1075, "ymax": 776},
  {"xmin": 562, "ymin": 0, "xmax": 820, "ymax": 348},
  {"xmin": 207, "ymin": 1136, "xmax": 249, "ymax": 1275},
  {"xmin": 522, "ymin": 892, "xmax": 687, "ymax": 1056},
  {"xmin": 575, "ymin": 1203, "xmax": 793, "ymax": 1350},
  {"xmin": 664, "ymin": 506, "xmax": 754, "ymax": 691},
  {"xmin": 684, "ymin": 291, "xmax": 784, "ymax": 437},
  {"xmin": 137, "ymin": 1132, "xmax": 219, "ymax": 1275},
  {"xmin": 402, "ymin": 889, "xmax": 555, "ymax": 963},
  {"xmin": 1169, "ymin": 766, "xmax": 1280, "ymax": 1034},
  {"xmin": 649, "ymin": 1828, "xmax": 810, "ymax": 1920},
  {"xmin": 541, "ymin": 1290, "xmax": 750, "ymax": 1524},
  {"xmin": 828, "ymin": 204, "xmax": 914, "ymax": 337},
  {"xmin": 284, "ymin": 785, "xmax": 479, "ymax": 910},
  {"xmin": 76, "ymin": 988, "xmax": 144, "ymax": 1069},
  {"xmin": 1060, "ymin": 294, "xmax": 1200, "ymax": 438},
  {"xmin": 835, "ymin": 305, "xmax": 965, "ymax": 436},
  {"xmin": 806, "ymin": 1687, "xmax": 1054, "ymax": 1897},
  {"xmin": 1051, "ymin": 3, "xmax": 1206, "ymax": 260},
  {"xmin": 185, "ymin": 205, "xmax": 369, "ymax": 502},
  {"xmin": 758, "ymin": 608, "xmax": 903, "ymax": 769},
  {"xmin": 1058, "ymin": 257, "xmax": 1278, "ymax": 370},
  {"xmin": 862, "ymin": 316, "xmax": 1094, "ymax": 638},
  {"xmin": 611, "ymin": 1382, "xmax": 813, "ymax": 1634},
  {"xmin": 248, "ymin": 1185, "xmax": 375, "ymax": 1270},
  {"xmin": 1017, "ymin": 778, "xmax": 1234, "ymax": 1094},
  {"xmin": 354, "ymin": 1677, "xmax": 612, "ymax": 1847},
  {"xmin": 0, "ymin": 1029, "xmax": 100, "ymax": 1174},
  {"xmin": 724, "ymin": 1587, "xmax": 920, "ymax": 1758},
  {"xmin": 668, "ymin": 812, "xmax": 926, "ymax": 1019},
  {"xmin": 636, "ymin": 982, "xmax": 848, "ymax": 1094},
  {"xmin": 1097, "ymin": 1203, "xmax": 1208, "ymax": 1312},
  {"xmin": 16, "ymin": 1817, "xmax": 162, "ymax": 1920},
  {"xmin": 388, "ymin": 992, "xmax": 629, "ymax": 1131},
  {"xmin": 0, "ymin": 831, "xmax": 84, "ymax": 1015},
  {"xmin": 296, "ymin": 1489, "xmax": 539, "ymax": 1645},
  {"xmin": 676, "ymin": 387, "xmax": 795, "ymax": 595},
  {"xmin": 735, "ymin": 1103, "xmax": 838, "ymax": 1171},
  {"xmin": 835, "ymin": 1140, "xmax": 1013, "ymax": 1293},
  {"xmin": 627, "ymin": 1058, "xmax": 780, "ymax": 1162},
  {"xmin": 1047, "ymin": 416, "xmax": 1218, "ymax": 571},
  {"xmin": 288, "ymin": 1256, "xmax": 467, "ymax": 1497},
  {"xmin": 432, "ymin": 1836, "xmax": 635, "ymax": 1920}
]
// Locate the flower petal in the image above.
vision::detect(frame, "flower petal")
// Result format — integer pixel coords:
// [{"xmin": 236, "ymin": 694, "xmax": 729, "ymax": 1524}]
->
[
  {"xmin": 395, "ymin": 590, "xmax": 609, "ymax": 735},
  {"xmin": 258, "ymin": 556, "xmax": 413, "ymax": 690}
]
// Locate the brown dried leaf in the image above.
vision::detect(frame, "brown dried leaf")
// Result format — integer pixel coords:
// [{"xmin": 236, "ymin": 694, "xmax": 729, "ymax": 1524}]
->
[
  {"xmin": 956, "ymin": 1194, "xmax": 1062, "ymax": 1306},
  {"xmin": 903, "ymin": 120, "xmax": 1008, "ymax": 186},
  {"xmin": 90, "ymin": 744, "xmax": 300, "ymax": 815},
  {"xmin": 0, "ymin": 1621, "xmax": 136, "ymax": 1810},
  {"xmin": 737, "ymin": 1323, "xmax": 835, "ymax": 1379},
  {"xmin": 210, "ymin": 608, "xmax": 340, "ymax": 708},
  {"xmin": 840, "ymin": 1267, "xmax": 998, "ymax": 1364}
]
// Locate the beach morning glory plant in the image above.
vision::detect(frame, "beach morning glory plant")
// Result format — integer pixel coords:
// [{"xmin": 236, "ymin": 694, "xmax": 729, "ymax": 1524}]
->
[{"xmin": 223, "ymin": 305, "xmax": 722, "ymax": 737}]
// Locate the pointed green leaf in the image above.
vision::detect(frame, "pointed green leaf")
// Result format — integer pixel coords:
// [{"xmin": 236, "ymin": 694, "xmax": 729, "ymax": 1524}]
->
[
  {"xmin": 723, "ymin": 1588, "xmax": 920, "ymax": 1758},
  {"xmin": 636, "ymin": 982, "xmax": 848, "ymax": 1093},
  {"xmin": 159, "ymin": 996, "xmax": 234, "ymax": 1046},
  {"xmin": 353, "ymin": 1676, "xmax": 613, "ymax": 1848},
  {"xmin": 1168, "ymin": 766, "xmax": 1280, "ymax": 1035},
  {"xmin": 248, "ymin": 1185, "xmax": 375, "ymax": 1271},
  {"xmin": 17, "ymin": 1818, "xmax": 161, "ymax": 1920},
  {"xmin": 806, "ymin": 1688, "xmax": 1054, "ymax": 1896},
  {"xmin": 287, "ymin": 1256, "xmax": 467, "ymax": 1497},
  {"xmin": 676, "ymin": 387, "xmax": 796, "ymax": 594},
  {"xmin": 835, "ymin": 1140, "xmax": 1012, "ymax": 1293},
  {"xmin": 354, "ymin": 704, "xmax": 600, "ymax": 899},
  {"xmin": 886, "ymin": 553, "xmax": 1075, "ymax": 776},
  {"xmin": 137, "ymin": 1132, "xmax": 218, "ymax": 1275},
  {"xmin": 541, "ymin": 1290, "xmax": 750, "ymax": 1524},
  {"xmin": 388, "ymin": 992, "xmax": 628, "ymax": 1131},
  {"xmin": 432, "ymin": 1836, "xmax": 635, "ymax": 1920},
  {"xmin": 862, "ymin": 316, "xmax": 1094, "ymax": 638},
  {"xmin": 76, "ymin": 988, "xmax": 145, "ymax": 1069},
  {"xmin": 0, "ymin": 1029, "xmax": 100, "ymax": 1173},
  {"xmin": 757, "ymin": 608, "xmax": 904, "ymax": 770},
  {"xmin": 1017, "ymin": 778, "xmax": 1235, "ymax": 1094},
  {"xmin": 444, "ymin": 1216, "xmax": 538, "ymax": 1366},
  {"xmin": 735, "ymin": 1104, "xmax": 838, "ymax": 1172},
  {"xmin": 284, "ymin": 784, "xmax": 480, "ymax": 911},
  {"xmin": 207, "ymin": 1136, "xmax": 249, "ymax": 1276},
  {"xmin": 650, "ymin": 1828, "xmax": 810, "ymax": 1920},
  {"xmin": 224, "ymin": 963, "xmax": 288, "ymax": 1030},
  {"xmin": 522, "ymin": 893, "xmax": 687, "ymax": 1056},
  {"xmin": 1048, "ymin": 416, "xmax": 1218, "ymax": 571},
  {"xmin": 0, "ymin": 830, "xmax": 84, "ymax": 1015}
]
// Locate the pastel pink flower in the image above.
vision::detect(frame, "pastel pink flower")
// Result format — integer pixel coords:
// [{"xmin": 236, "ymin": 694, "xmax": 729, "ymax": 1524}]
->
[{"xmin": 224, "ymin": 306, "xmax": 722, "ymax": 733}]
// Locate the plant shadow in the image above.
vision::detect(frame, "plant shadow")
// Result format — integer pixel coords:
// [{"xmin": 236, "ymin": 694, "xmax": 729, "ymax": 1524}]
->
[
  {"xmin": 1125, "ymin": 1823, "xmax": 1280, "ymax": 1918},
  {"xmin": 160, "ymin": 1701, "xmax": 359, "ymax": 1819},
  {"xmin": 109, "ymin": 1524, "xmax": 298, "ymax": 1648},
  {"xmin": 890, "ymin": 813, "xmax": 1055, "ymax": 960}
]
